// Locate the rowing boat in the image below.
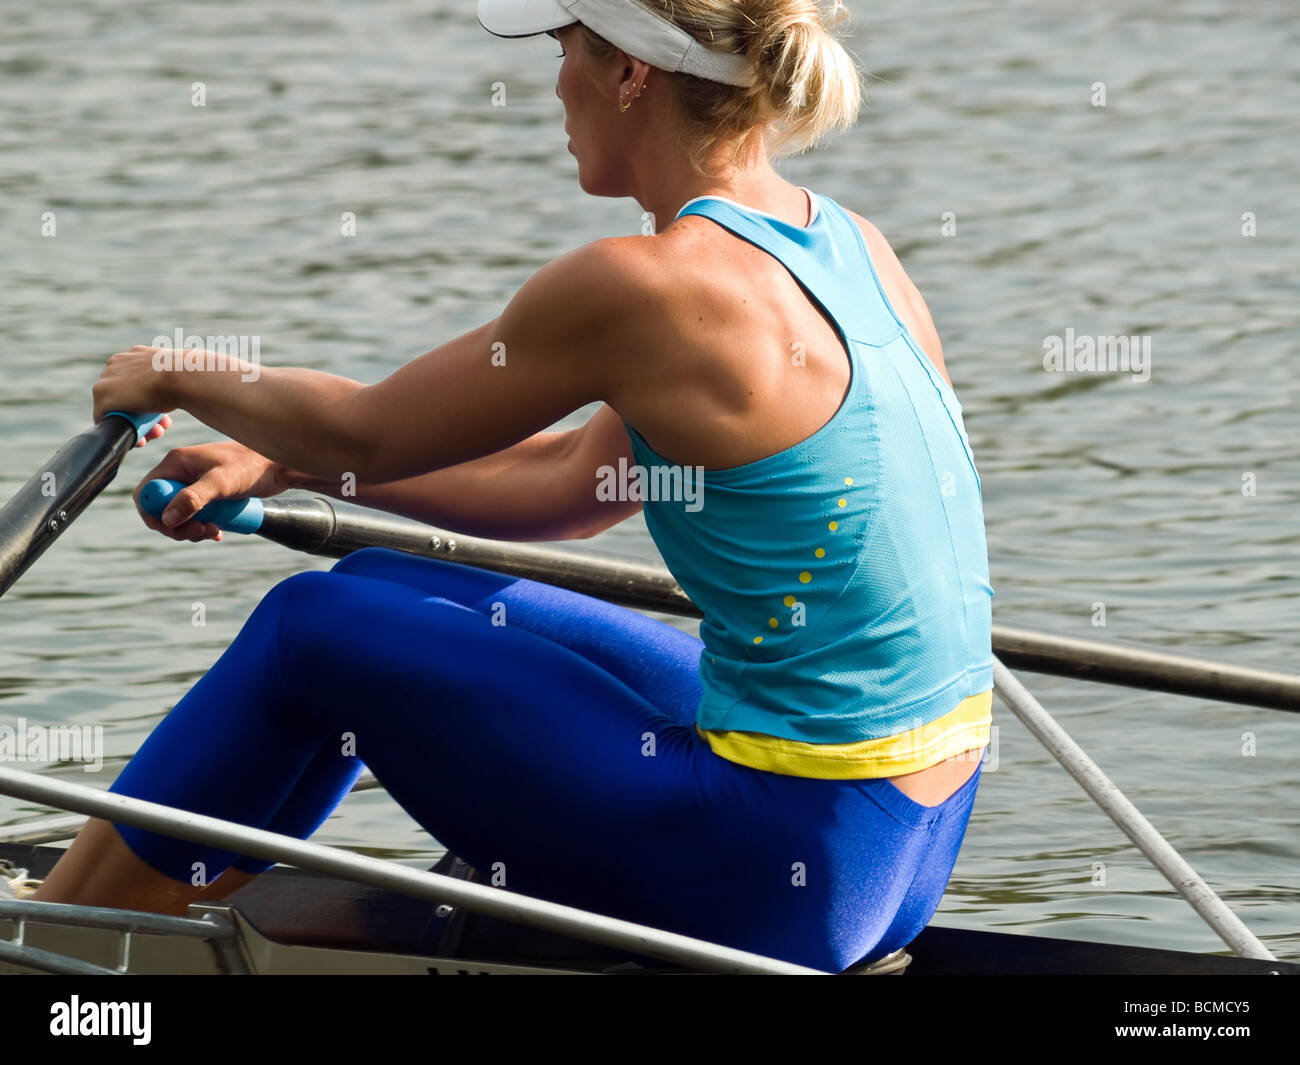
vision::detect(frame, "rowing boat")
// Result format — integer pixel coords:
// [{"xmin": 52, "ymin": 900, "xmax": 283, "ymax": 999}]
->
[
  {"xmin": 1, "ymin": 842, "xmax": 1293, "ymax": 976},
  {"xmin": 0, "ymin": 417, "xmax": 1296, "ymax": 976}
]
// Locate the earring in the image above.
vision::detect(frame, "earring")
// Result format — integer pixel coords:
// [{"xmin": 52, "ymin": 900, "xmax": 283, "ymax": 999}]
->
[{"xmin": 619, "ymin": 83, "xmax": 646, "ymax": 113}]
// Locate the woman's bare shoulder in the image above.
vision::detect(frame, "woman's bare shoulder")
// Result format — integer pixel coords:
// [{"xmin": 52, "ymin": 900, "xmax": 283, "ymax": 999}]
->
[{"xmin": 841, "ymin": 209, "xmax": 952, "ymax": 387}]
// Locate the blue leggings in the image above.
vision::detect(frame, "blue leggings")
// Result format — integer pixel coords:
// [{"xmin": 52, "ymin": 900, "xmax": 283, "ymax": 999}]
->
[{"xmin": 109, "ymin": 547, "xmax": 982, "ymax": 972}]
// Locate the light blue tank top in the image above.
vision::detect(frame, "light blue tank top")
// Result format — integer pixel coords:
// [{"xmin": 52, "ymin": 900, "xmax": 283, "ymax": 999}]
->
[{"xmin": 622, "ymin": 188, "xmax": 994, "ymax": 744}]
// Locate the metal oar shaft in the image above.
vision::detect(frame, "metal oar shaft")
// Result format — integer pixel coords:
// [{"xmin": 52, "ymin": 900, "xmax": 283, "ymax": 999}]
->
[
  {"xmin": 255, "ymin": 495, "xmax": 1300, "ymax": 713},
  {"xmin": 992, "ymin": 658, "xmax": 1276, "ymax": 961},
  {"xmin": 0, "ymin": 765, "xmax": 823, "ymax": 975}
]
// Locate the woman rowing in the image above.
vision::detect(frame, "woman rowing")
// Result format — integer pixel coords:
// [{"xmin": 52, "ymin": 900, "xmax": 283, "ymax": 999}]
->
[{"xmin": 36, "ymin": 0, "xmax": 995, "ymax": 973}]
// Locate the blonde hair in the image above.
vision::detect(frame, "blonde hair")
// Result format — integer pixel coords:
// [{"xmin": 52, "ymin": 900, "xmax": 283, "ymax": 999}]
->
[{"xmin": 576, "ymin": 0, "xmax": 863, "ymax": 174}]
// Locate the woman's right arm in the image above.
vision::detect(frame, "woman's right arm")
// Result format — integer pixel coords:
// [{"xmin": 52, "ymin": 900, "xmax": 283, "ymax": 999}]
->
[
  {"xmin": 140, "ymin": 403, "xmax": 643, "ymax": 544},
  {"xmin": 285, "ymin": 402, "xmax": 642, "ymax": 541}
]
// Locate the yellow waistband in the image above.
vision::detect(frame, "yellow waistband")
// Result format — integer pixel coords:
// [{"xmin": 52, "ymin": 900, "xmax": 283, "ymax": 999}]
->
[{"xmin": 697, "ymin": 690, "xmax": 993, "ymax": 779}]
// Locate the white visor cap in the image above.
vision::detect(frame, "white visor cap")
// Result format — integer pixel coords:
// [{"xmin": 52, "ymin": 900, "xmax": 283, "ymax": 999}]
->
[{"xmin": 476, "ymin": 0, "xmax": 757, "ymax": 87}]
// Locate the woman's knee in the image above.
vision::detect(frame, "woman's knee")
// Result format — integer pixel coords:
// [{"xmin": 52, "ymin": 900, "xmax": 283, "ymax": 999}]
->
[
  {"xmin": 328, "ymin": 547, "xmax": 516, "ymax": 608},
  {"xmin": 256, "ymin": 569, "xmax": 349, "ymax": 671},
  {"xmin": 329, "ymin": 546, "xmax": 405, "ymax": 576},
  {"xmin": 262, "ymin": 568, "xmax": 339, "ymax": 616}
]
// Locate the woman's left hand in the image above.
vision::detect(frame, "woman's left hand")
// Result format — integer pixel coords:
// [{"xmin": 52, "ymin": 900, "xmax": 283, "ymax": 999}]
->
[{"xmin": 92, "ymin": 346, "xmax": 181, "ymax": 444}]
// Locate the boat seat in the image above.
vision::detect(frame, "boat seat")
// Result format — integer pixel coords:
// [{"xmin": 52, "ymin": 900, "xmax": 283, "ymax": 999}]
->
[{"xmin": 422, "ymin": 853, "xmax": 913, "ymax": 974}]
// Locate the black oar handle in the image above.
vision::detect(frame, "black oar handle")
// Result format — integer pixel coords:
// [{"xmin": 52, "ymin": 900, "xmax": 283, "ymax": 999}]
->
[{"xmin": 0, "ymin": 412, "xmax": 164, "ymax": 598}]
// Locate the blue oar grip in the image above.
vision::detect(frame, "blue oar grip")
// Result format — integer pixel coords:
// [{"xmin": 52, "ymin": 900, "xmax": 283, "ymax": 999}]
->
[
  {"xmin": 104, "ymin": 411, "xmax": 166, "ymax": 445},
  {"xmin": 139, "ymin": 479, "xmax": 266, "ymax": 535}
]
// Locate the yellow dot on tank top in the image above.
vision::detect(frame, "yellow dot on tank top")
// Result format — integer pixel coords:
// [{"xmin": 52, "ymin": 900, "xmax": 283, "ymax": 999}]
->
[
  {"xmin": 753, "ymin": 635, "xmax": 763, "ymax": 644},
  {"xmin": 828, "ymin": 521, "xmax": 838, "ymax": 531},
  {"xmin": 844, "ymin": 477, "xmax": 853, "ymax": 486},
  {"xmin": 837, "ymin": 498, "xmax": 846, "ymax": 508},
  {"xmin": 768, "ymin": 617, "xmax": 778, "ymax": 628},
  {"xmin": 815, "ymin": 547, "xmax": 825, "ymax": 558},
  {"xmin": 798, "ymin": 571, "xmax": 812, "ymax": 584},
  {"xmin": 783, "ymin": 594, "xmax": 796, "ymax": 608}
]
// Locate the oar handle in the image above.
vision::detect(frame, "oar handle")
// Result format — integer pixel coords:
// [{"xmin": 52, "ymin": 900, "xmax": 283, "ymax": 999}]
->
[
  {"xmin": 104, "ymin": 411, "xmax": 166, "ymax": 446},
  {"xmin": 139, "ymin": 479, "xmax": 266, "ymax": 535}
]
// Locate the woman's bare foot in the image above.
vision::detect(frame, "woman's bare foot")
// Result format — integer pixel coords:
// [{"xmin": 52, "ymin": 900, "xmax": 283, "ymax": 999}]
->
[{"xmin": 31, "ymin": 817, "xmax": 211, "ymax": 915}]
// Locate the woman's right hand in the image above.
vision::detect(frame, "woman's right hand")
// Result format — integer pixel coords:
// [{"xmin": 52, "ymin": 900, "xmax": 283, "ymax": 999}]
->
[{"xmin": 134, "ymin": 442, "xmax": 292, "ymax": 543}]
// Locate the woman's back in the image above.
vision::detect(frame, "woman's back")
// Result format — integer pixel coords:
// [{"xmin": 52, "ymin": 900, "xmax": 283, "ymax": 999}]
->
[{"xmin": 608, "ymin": 188, "xmax": 993, "ymax": 776}]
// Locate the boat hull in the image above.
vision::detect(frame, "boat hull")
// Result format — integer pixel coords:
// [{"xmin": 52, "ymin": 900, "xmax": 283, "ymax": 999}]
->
[{"xmin": 0, "ymin": 843, "xmax": 1293, "ymax": 976}]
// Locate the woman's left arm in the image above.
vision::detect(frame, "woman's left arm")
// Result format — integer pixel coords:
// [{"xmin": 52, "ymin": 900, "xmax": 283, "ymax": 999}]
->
[{"xmin": 92, "ymin": 239, "xmax": 640, "ymax": 483}]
